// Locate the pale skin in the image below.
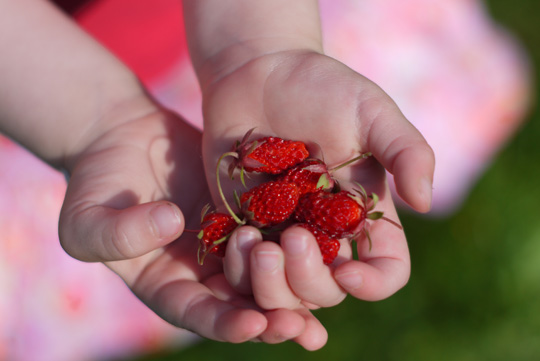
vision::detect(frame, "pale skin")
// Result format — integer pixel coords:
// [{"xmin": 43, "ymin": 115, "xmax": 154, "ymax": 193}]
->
[
  {"xmin": 183, "ymin": 0, "xmax": 434, "ymax": 310},
  {"xmin": 0, "ymin": 0, "xmax": 434, "ymax": 350}
]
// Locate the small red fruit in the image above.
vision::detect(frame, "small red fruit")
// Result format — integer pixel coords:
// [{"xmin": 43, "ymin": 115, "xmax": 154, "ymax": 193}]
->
[
  {"xmin": 276, "ymin": 153, "xmax": 373, "ymax": 196},
  {"xmin": 277, "ymin": 158, "xmax": 334, "ymax": 195},
  {"xmin": 240, "ymin": 181, "xmax": 301, "ymax": 228},
  {"xmin": 202, "ymin": 130, "xmax": 398, "ymax": 267},
  {"xmin": 197, "ymin": 210, "xmax": 238, "ymax": 264},
  {"xmin": 297, "ymin": 223, "xmax": 341, "ymax": 265},
  {"xmin": 294, "ymin": 185, "xmax": 402, "ymax": 249},
  {"xmin": 294, "ymin": 190, "xmax": 365, "ymax": 239},
  {"xmin": 228, "ymin": 128, "xmax": 309, "ymax": 177}
]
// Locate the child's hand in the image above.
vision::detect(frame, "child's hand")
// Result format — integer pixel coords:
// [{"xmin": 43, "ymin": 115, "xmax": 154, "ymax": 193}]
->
[
  {"xmin": 0, "ymin": 0, "xmax": 331, "ymax": 349},
  {"xmin": 201, "ymin": 50, "xmax": 435, "ymax": 309},
  {"xmin": 58, "ymin": 106, "xmax": 328, "ymax": 350}
]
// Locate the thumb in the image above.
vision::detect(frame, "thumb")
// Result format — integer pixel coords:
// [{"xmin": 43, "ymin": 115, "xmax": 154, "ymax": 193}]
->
[
  {"xmin": 59, "ymin": 201, "xmax": 184, "ymax": 262},
  {"xmin": 365, "ymin": 97, "xmax": 435, "ymax": 213}
]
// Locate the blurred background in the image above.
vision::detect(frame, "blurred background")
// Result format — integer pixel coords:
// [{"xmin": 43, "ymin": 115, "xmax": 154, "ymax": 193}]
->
[{"xmin": 1, "ymin": 0, "xmax": 538, "ymax": 360}]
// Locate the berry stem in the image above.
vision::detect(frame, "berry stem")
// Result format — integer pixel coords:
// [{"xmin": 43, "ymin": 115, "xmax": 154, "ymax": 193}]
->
[
  {"xmin": 381, "ymin": 216, "xmax": 403, "ymax": 230},
  {"xmin": 363, "ymin": 228, "xmax": 374, "ymax": 251},
  {"xmin": 216, "ymin": 152, "xmax": 244, "ymax": 225},
  {"xmin": 329, "ymin": 152, "xmax": 372, "ymax": 172}
]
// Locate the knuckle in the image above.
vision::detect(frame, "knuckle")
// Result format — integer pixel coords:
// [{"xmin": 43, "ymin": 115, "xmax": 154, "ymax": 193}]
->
[{"xmin": 108, "ymin": 222, "xmax": 138, "ymax": 259}]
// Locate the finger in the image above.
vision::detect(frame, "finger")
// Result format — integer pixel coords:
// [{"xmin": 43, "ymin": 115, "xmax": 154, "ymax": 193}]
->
[
  {"xmin": 333, "ymin": 258, "xmax": 410, "ymax": 301},
  {"xmin": 224, "ymin": 226, "xmax": 263, "ymax": 295},
  {"xmin": 151, "ymin": 278, "xmax": 268, "ymax": 343},
  {"xmin": 292, "ymin": 308, "xmax": 328, "ymax": 351},
  {"xmin": 362, "ymin": 92, "xmax": 435, "ymax": 212},
  {"xmin": 258, "ymin": 309, "xmax": 306, "ymax": 344},
  {"xmin": 205, "ymin": 274, "xmax": 311, "ymax": 345},
  {"xmin": 250, "ymin": 241, "xmax": 302, "ymax": 310},
  {"xmin": 333, "ymin": 210, "xmax": 410, "ymax": 301},
  {"xmin": 59, "ymin": 200, "xmax": 184, "ymax": 262},
  {"xmin": 280, "ymin": 226, "xmax": 347, "ymax": 307}
]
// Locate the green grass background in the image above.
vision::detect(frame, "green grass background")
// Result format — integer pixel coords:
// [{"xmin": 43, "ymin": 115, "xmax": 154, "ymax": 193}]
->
[{"xmin": 123, "ymin": 1, "xmax": 540, "ymax": 360}]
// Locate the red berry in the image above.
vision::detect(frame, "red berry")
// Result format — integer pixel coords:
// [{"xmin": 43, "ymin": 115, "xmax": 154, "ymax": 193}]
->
[
  {"xmin": 297, "ymin": 223, "xmax": 340, "ymax": 265},
  {"xmin": 198, "ymin": 212, "xmax": 238, "ymax": 261},
  {"xmin": 206, "ymin": 131, "xmax": 399, "ymax": 267},
  {"xmin": 244, "ymin": 137, "xmax": 308, "ymax": 174},
  {"xmin": 240, "ymin": 181, "xmax": 301, "ymax": 228},
  {"xmin": 277, "ymin": 158, "xmax": 334, "ymax": 195},
  {"xmin": 229, "ymin": 129, "xmax": 309, "ymax": 176},
  {"xmin": 294, "ymin": 190, "xmax": 365, "ymax": 239}
]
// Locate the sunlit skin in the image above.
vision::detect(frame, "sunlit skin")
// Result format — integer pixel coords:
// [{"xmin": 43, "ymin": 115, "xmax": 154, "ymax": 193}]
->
[
  {"xmin": 60, "ymin": 109, "xmax": 328, "ymax": 347},
  {"xmin": 0, "ymin": 0, "xmax": 434, "ymax": 350},
  {"xmin": 203, "ymin": 50, "xmax": 433, "ymax": 311},
  {"xmin": 182, "ymin": 3, "xmax": 433, "ymax": 324}
]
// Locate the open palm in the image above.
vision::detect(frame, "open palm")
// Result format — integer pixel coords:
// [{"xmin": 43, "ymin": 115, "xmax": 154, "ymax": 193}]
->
[
  {"xmin": 202, "ymin": 51, "xmax": 435, "ymax": 309},
  {"xmin": 58, "ymin": 106, "xmax": 327, "ymax": 349}
]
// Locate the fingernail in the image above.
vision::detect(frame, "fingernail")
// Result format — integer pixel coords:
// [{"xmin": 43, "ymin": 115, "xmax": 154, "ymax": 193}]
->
[
  {"xmin": 236, "ymin": 229, "xmax": 258, "ymax": 252},
  {"xmin": 150, "ymin": 204, "xmax": 181, "ymax": 239},
  {"xmin": 335, "ymin": 270, "xmax": 363, "ymax": 290},
  {"xmin": 282, "ymin": 232, "xmax": 308, "ymax": 256},
  {"xmin": 254, "ymin": 251, "xmax": 281, "ymax": 272}
]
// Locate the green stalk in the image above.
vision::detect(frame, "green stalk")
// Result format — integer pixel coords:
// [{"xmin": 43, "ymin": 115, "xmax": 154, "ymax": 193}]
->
[
  {"xmin": 329, "ymin": 152, "xmax": 372, "ymax": 172},
  {"xmin": 216, "ymin": 152, "xmax": 244, "ymax": 225}
]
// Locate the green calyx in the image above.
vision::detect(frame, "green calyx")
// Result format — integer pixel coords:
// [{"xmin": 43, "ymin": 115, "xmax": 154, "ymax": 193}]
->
[
  {"xmin": 316, "ymin": 173, "xmax": 332, "ymax": 190},
  {"xmin": 367, "ymin": 211, "xmax": 384, "ymax": 220}
]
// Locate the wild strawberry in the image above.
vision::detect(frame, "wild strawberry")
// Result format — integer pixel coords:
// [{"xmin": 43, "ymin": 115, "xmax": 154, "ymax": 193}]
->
[
  {"xmin": 294, "ymin": 184, "xmax": 402, "ymax": 249},
  {"xmin": 294, "ymin": 190, "xmax": 365, "ymax": 239},
  {"xmin": 276, "ymin": 153, "xmax": 373, "ymax": 196},
  {"xmin": 240, "ymin": 181, "xmax": 301, "ymax": 228},
  {"xmin": 297, "ymin": 223, "xmax": 341, "ymax": 265},
  {"xmin": 197, "ymin": 207, "xmax": 238, "ymax": 264},
  {"xmin": 277, "ymin": 158, "xmax": 334, "ymax": 195},
  {"xmin": 227, "ymin": 128, "xmax": 309, "ymax": 179}
]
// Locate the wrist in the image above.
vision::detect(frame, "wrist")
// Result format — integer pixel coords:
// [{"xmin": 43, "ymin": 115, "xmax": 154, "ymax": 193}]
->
[
  {"xmin": 195, "ymin": 37, "xmax": 323, "ymax": 93},
  {"xmin": 182, "ymin": 0, "xmax": 324, "ymax": 90},
  {"xmin": 61, "ymin": 84, "xmax": 159, "ymax": 172}
]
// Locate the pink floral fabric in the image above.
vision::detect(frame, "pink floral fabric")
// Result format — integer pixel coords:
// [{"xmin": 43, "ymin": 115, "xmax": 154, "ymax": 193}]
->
[
  {"xmin": 0, "ymin": 138, "xmax": 194, "ymax": 361},
  {"xmin": 318, "ymin": 0, "xmax": 531, "ymax": 214}
]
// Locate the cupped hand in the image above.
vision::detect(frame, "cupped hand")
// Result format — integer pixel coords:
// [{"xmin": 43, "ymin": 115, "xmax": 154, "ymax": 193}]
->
[
  {"xmin": 201, "ymin": 50, "xmax": 435, "ymax": 309},
  {"xmin": 58, "ymin": 100, "xmax": 328, "ymax": 350}
]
